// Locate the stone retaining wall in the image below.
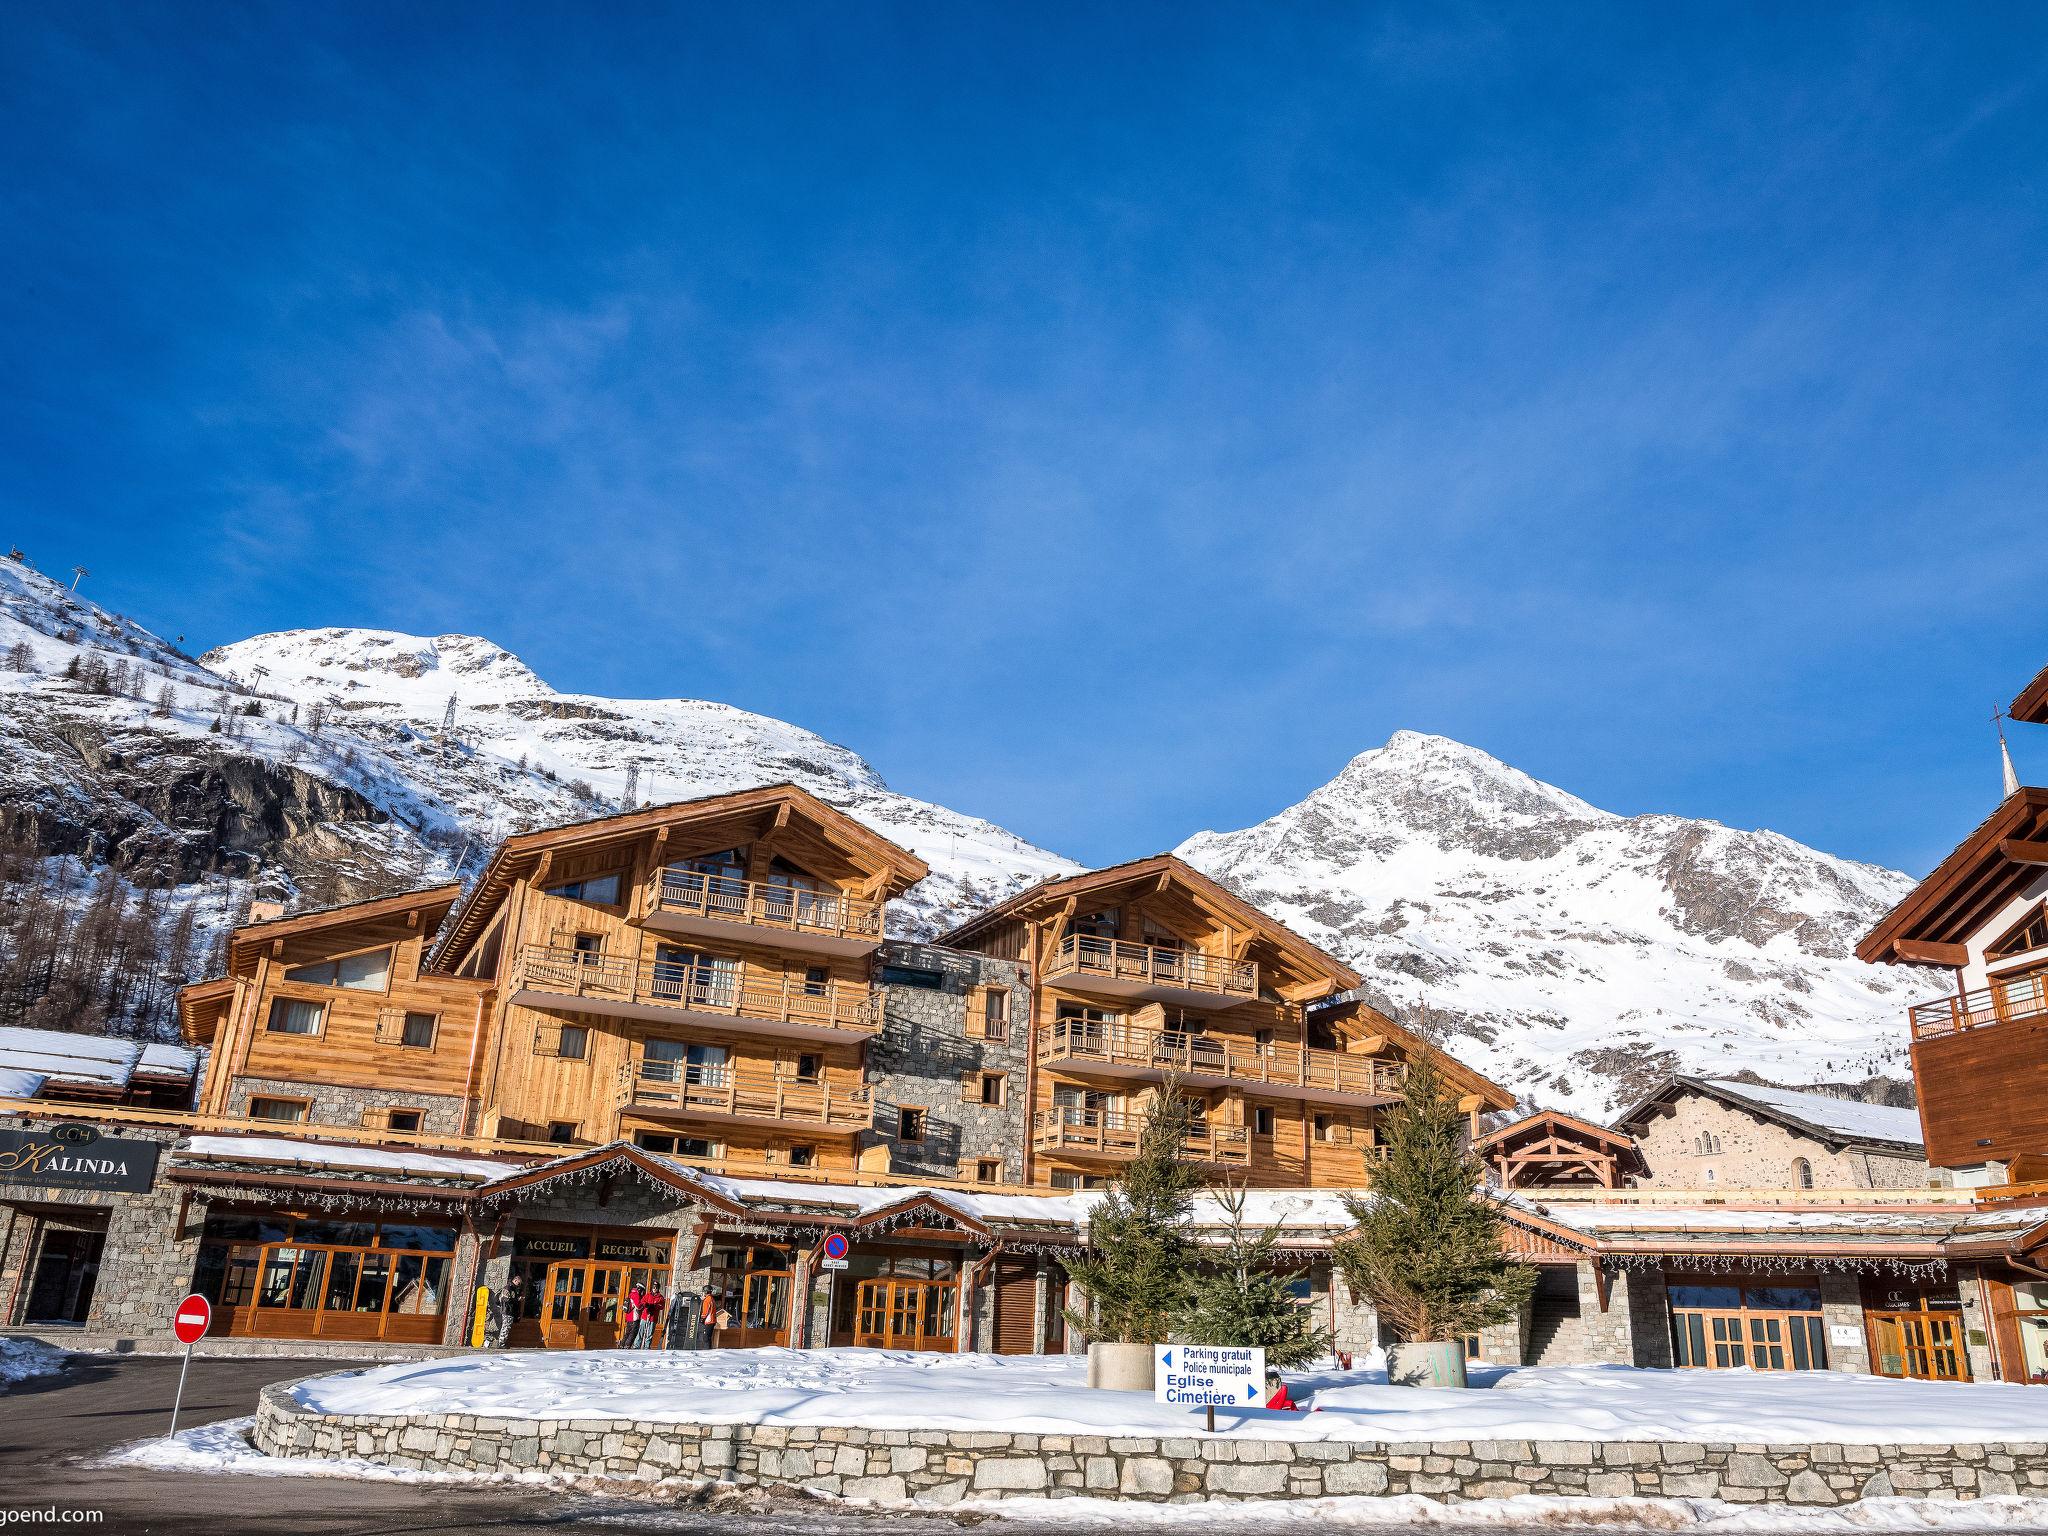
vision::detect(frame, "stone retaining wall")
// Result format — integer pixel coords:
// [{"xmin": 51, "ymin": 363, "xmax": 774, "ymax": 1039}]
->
[{"xmin": 251, "ymin": 1380, "xmax": 2048, "ymax": 1507}]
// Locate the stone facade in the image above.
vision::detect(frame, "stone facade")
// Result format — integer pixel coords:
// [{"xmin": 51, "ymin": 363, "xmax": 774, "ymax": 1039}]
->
[
  {"xmin": 864, "ymin": 942, "xmax": 1030, "ymax": 1182},
  {"xmin": 1627, "ymin": 1089, "xmax": 1926, "ymax": 1191},
  {"xmin": 0, "ymin": 1121, "xmax": 205, "ymax": 1337},
  {"xmin": 253, "ymin": 1380, "xmax": 2048, "ymax": 1505},
  {"xmin": 225, "ymin": 1074, "xmax": 469, "ymax": 1136}
]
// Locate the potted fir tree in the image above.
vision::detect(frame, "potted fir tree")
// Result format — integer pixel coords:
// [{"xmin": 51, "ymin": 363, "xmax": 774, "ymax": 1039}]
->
[
  {"xmin": 1064, "ymin": 1084, "xmax": 1199, "ymax": 1391},
  {"xmin": 1334, "ymin": 1052, "xmax": 1533, "ymax": 1388},
  {"xmin": 1182, "ymin": 1180, "xmax": 1332, "ymax": 1369}
]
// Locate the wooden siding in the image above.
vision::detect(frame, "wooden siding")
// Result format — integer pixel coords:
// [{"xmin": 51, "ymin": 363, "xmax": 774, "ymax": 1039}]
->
[{"xmin": 1912, "ymin": 1017, "xmax": 2048, "ymax": 1167}]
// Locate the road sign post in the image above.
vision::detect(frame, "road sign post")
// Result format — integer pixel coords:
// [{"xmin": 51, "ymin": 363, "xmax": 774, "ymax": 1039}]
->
[
  {"xmin": 166, "ymin": 1293, "xmax": 211, "ymax": 1439},
  {"xmin": 1154, "ymin": 1344, "xmax": 1264, "ymax": 1431}
]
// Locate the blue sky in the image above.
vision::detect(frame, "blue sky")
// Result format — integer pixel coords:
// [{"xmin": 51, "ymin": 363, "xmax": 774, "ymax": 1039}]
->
[{"xmin": 6, "ymin": 3, "xmax": 2045, "ymax": 873}]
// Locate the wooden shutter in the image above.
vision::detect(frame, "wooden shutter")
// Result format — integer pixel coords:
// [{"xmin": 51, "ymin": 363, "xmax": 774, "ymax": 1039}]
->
[{"xmin": 991, "ymin": 1257, "xmax": 1038, "ymax": 1356}]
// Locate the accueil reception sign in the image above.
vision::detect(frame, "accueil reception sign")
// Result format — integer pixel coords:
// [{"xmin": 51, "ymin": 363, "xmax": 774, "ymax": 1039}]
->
[{"xmin": 0, "ymin": 1126, "xmax": 160, "ymax": 1193}]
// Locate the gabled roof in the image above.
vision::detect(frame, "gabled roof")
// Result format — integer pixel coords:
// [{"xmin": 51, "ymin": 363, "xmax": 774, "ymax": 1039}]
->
[
  {"xmin": 225, "ymin": 883, "xmax": 466, "ymax": 973},
  {"xmin": 1856, "ymin": 789, "xmax": 2048, "ymax": 965},
  {"xmin": 940, "ymin": 852, "xmax": 1361, "ymax": 989},
  {"xmin": 435, "ymin": 783, "xmax": 929, "ymax": 970},
  {"xmin": 1614, "ymin": 1075, "xmax": 1924, "ymax": 1154},
  {"xmin": 0, "ymin": 1025, "xmax": 199, "ymax": 1095},
  {"xmin": 1476, "ymin": 1108, "xmax": 1638, "ymax": 1155}
]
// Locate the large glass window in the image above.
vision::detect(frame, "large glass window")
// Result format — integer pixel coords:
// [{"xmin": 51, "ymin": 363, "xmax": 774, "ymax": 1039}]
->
[
  {"xmin": 1669, "ymin": 1277, "xmax": 1827, "ymax": 1371},
  {"xmin": 283, "ymin": 948, "xmax": 392, "ymax": 991},
  {"xmin": 546, "ymin": 873, "xmax": 622, "ymax": 904},
  {"xmin": 191, "ymin": 1215, "xmax": 458, "ymax": 1340}
]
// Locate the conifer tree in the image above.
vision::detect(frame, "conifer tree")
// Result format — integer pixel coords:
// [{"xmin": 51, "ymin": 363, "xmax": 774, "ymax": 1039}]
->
[
  {"xmin": 1063, "ymin": 1083, "xmax": 1200, "ymax": 1343},
  {"xmin": 1182, "ymin": 1182, "xmax": 1332, "ymax": 1366},
  {"xmin": 1333, "ymin": 1052, "xmax": 1534, "ymax": 1342}
]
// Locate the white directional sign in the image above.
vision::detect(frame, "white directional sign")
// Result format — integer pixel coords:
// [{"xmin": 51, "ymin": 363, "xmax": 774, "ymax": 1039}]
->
[{"xmin": 1154, "ymin": 1344, "xmax": 1265, "ymax": 1407}]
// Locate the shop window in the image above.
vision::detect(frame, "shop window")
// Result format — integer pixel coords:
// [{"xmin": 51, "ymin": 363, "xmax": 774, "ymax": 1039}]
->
[
  {"xmin": 248, "ymin": 1096, "xmax": 309, "ymax": 1123},
  {"xmin": 546, "ymin": 1120, "xmax": 580, "ymax": 1144},
  {"xmin": 191, "ymin": 1215, "xmax": 455, "ymax": 1341},
  {"xmin": 546, "ymin": 873, "xmax": 622, "ymax": 905},
  {"xmin": 399, "ymin": 1011, "xmax": 438, "ymax": 1049},
  {"xmin": 898, "ymin": 1106, "xmax": 927, "ymax": 1143},
  {"xmin": 265, "ymin": 997, "xmax": 325, "ymax": 1036},
  {"xmin": 1668, "ymin": 1280, "xmax": 1827, "ymax": 1371},
  {"xmin": 283, "ymin": 947, "xmax": 392, "ymax": 992}
]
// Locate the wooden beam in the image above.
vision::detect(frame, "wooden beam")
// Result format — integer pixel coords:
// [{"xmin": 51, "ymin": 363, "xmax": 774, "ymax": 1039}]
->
[
  {"xmin": 1895, "ymin": 939, "xmax": 1970, "ymax": 966},
  {"xmin": 1999, "ymin": 839, "xmax": 2048, "ymax": 866}
]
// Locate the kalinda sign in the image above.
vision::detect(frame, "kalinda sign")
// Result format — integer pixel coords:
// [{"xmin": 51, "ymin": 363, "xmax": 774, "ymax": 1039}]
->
[
  {"xmin": 0, "ymin": 1128, "xmax": 159, "ymax": 1193},
  {"xmin": 1153, "ymin": 1344, "xmax": 1265, "ymax": 1407}
]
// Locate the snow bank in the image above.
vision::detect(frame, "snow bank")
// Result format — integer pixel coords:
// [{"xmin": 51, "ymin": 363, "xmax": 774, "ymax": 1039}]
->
[
  {"xmin": 0, "ymin": 1337, "xmax": 70, "ymax": 1389},
  {"xmin": 293, "ymin": 1349, "xmax": 2048, "ymax": 1447}
]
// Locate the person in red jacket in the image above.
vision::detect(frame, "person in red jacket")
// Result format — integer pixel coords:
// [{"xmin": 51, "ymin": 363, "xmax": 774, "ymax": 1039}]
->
[{"xmin": 1264, "ymin": 1367, "xmax": 1300, "ymax": 1411}]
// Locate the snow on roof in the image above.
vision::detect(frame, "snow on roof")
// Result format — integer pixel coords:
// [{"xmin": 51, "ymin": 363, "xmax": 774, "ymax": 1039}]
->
[
  {"xmin": 1542, "ymin": 1203, "xmax": 1953, "ymax": 1236},
  {"xmin": 0, "ymin": 1068, "xmax": 49, "ymax": 1099},
  {"xmin": 0, "ymin": 1025, "xmax": 195, "ymax": 1090},
  {"xmin": 1697, "ymin": 1079, "xmax": 1924, "ymax": 1148},
  {"xmin": 176, "ymin": 1135, "xmax": 514, "ymax": 1182}
]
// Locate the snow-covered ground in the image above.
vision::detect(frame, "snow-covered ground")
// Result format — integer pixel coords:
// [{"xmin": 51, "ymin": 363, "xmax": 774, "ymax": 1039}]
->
[
  {"xmin": 0, "ymin": 1336, "xmax": 70, "ymax": 1389},
  {"xmin": 103, "ymin": 1418, "xmax": 2048, "ymax": 1531},
  {"xmin": 295, "ymin": 1349, "xmax": 2048, "ymax": 1447}
]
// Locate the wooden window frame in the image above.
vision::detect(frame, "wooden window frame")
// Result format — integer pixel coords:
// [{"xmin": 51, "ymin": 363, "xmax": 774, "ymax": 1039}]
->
[
  {"xmin": 1987, "ymin": 902, "xmax": 2048, "ymax": 963},
  {"xmin": 542, "ymin": 869, "xmax": 629, "ymax": 908},
  {"xmin": 534, "ymin": 1022, "xmax": 591, "ymax": 1060},
  {"xmin": 970, "ymin": 1157, "xmax": 1003, "ymax": 1184},
  {"xmin": 545, "ymin": 1120, "xmax": 582, "ymax": 1144},
  {"xmin": 1252, "ymin": 1104, "xmax": 1276, "ymax": 1138},
  {"xmin": 264, "ymin": 996, "xmax": 328, "ymax": 1038},
  {"xmin": 398, "ymin": 1011, "xmax": 439, "ymax": 1050},
  {"xmin": 281, "ymin": 943, "xmax": 396, "ymax": 997},
  {"xmin": 247, "ymin": 1094, "xmax": 312, "ymax": 1124},
  {"xmin": 363, "ymin": 1106, "xmax": 425, "ymax": 1134},
  {"xmin": 978, "ymin": 1071, "xmax": 1007, "ymax": 1108},
  {"xmin": 787, "ymin": 1144, "xmax": 817, "ymax": 1168},
  {"xmin": 898, "ymin": 1105, "xmax": 928, "ymax": 1144}
]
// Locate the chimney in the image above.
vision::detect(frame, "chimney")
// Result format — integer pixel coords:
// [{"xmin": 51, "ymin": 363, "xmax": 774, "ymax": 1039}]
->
[{"xmin": 247, "ymin": 899, "xmax": 287, "ymax": 923}]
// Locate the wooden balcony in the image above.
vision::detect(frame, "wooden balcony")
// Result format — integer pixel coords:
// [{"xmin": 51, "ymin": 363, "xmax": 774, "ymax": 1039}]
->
[
  {"xmin": 510, "ymin": 944, "xmax": 877, "ymax": 1043},
  {"xmin": 624, "ymin": 1060, "xmax": 872, "ymax": 1134},
  {"xmin": 643, "ymin": 870, "xmax": 885, "ymax": 956},
  {"xmin": 1043, "ymin": 934, "xmax": 1258, "ymax": 1007},
  {"xmin": 1909, "ymin": 971, "xmax": 2048, "ymax": 1039},
  {"xmin": 1036, "ymin": 1019, "xmax": 1405, "ymax": 1106},
  {"xmin": 1030, "ymin": 1106, "xmax": 1251, "ymax": 1167}
]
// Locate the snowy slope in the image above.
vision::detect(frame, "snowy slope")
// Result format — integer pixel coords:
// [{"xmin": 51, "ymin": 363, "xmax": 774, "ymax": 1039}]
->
[
  {"xmin": 202, "ymin": 628, "xmax": 1077, "ymax": 935},
  {"xmin": 1178, "ymin": 732, "xmax": 1922, "ymax": 1119}
]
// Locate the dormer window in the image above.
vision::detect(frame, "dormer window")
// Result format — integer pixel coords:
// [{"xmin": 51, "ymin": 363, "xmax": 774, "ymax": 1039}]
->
[
  {"xmin": 1987, "ymin": 902, "xmax": 2048, "ymax": 962},
  {"xmin": 284, "ymin": 947, "xmax": 391, "ymax": 992}
]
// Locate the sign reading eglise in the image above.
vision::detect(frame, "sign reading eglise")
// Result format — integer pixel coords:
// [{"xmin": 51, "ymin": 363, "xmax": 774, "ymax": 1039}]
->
[{"xmin": 0, "ymin": 1127, "xmax": 160, "ymax": 1193}]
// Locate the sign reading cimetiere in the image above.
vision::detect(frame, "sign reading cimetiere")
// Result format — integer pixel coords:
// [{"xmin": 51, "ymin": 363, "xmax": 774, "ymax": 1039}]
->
[{"xmin": 1154, "ymin": 1344, "xmax": 1264, "ymax": 1407}]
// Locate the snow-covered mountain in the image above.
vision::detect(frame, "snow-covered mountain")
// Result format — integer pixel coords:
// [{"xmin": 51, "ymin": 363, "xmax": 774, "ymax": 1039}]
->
[
  {"xmin": 199, "ymin": 629, "xmax": 1078, "ymax": 935},
  {"xmin": 1178, "ymin": 731, "xmax": 1922, "ymax": 1118},
  {"xmin": 1, "ymin": 551, "xmax": 1926, "ymax": 1113}
]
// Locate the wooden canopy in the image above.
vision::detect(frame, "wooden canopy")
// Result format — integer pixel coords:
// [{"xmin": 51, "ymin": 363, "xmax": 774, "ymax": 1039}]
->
[
  {"xmin": 435, "ymin": 783, "xmax": 930, "ymax": 971},
  {"xmin": 2012, "ymin": 664, "xmax": 2048, "ymax": 726},
  {"xmin": 1477, "ymin": 1109, "xmax": 1643, "ymax": 1189},
  {"xmin": 1856, "ymin": 788, "xmax": 2048, "ymax": 967}
]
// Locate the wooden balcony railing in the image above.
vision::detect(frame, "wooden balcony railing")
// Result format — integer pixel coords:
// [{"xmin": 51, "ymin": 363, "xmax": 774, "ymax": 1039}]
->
[
  {"xmin": 513, "ymin": 944, "xmax": 877, "ymax": 1033},
  {"xmin": 1037, "ymin": 1019, "xmax": 1406, "ymax": 1099},
  {"xmin": 1030, "ymin": 1106, "xmax": 1251, "ymax": 1166},
  {"xmin": 1909, "ymin": 971, "xmax": 2048, "ymax": 1039},
  {"xmin": 652, "ymin": 869, "xmax": 884, "ymax": 943},
  {"xmin": 1045, "ymin": 934, "xmax": 1258, "ymax": 1001},
  {"xmin": 625, "ymin": 1059, "xmax": 872, "ymax": 1131}
]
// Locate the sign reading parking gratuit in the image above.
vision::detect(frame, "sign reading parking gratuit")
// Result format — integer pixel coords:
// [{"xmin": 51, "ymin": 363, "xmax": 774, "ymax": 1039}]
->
[{"xmin": 1154, "ymin": 1344, "xmax": 1264, "ymax": 1407}]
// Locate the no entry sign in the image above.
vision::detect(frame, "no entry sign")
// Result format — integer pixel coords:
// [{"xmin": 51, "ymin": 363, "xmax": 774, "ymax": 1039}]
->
[{"xmin": 172, "ymin": 1294, "xmax": 211, "ymax": 1344}]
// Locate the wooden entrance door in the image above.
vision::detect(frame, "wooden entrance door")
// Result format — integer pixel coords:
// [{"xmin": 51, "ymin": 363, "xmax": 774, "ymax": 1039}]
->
[
  {"xmin": 1869, "ymin": 1311, "xmax": 1970, "ymax": 1381},
  {"xmin": 850, "ymin": 1279, "xmax": 956, "ymax": 1350},
  {"xmin": 543, "ymin": 1261, "xmax": 647, "ymax": 1349}
]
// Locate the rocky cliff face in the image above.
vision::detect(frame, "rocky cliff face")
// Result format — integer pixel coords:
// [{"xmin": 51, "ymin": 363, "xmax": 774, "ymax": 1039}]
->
[{"xmin": 1178, "ymin": 731, "xmax": 1922, "ymax": 1118}]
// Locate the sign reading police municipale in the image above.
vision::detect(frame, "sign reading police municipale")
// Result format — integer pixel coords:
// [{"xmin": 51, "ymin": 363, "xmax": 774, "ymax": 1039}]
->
[
  {"xmin": 0, "ymin": 1127, "xmax": 159, "ymax": 1193},
  {"xmin": 1154, "ymin": 1344, "xmax": 1265, "ymax": 1407}
]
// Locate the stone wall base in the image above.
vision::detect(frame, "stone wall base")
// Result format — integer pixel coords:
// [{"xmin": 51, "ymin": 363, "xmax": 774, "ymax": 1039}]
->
[{"xmin": 251, "ymin": 1381, "xmax": 2048, "ymax": 1506}]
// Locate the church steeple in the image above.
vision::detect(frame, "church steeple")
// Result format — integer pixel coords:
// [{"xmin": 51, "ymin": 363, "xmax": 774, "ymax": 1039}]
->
[{"xmin": 1997, "ymin": 705, "xmax": 2021, "ymax": 799}]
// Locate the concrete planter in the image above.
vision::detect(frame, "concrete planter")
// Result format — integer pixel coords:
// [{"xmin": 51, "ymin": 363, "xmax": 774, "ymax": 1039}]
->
[
  {"xmin": 1386, "ymin": 1340, "xmax": 1468, "ymax": 1388},
  {"xmin": 1085, "ymin": 1340, "xmax": 1155, "ymax": 1391}
]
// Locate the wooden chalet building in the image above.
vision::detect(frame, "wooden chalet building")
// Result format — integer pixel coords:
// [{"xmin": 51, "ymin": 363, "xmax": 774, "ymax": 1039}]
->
[
  {"xmin": 941, "ymin": 854, "xmax": 1514, "ymax": 1188},
  {"xmin": 1852, "ymin": 660, "xmax": 2048, "ymax": 1384}
]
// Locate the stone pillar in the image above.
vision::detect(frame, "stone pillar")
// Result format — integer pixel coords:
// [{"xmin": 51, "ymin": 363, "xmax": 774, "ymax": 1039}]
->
[
  {"xmin": 1620, "ymin": 1266, "xmax": 1671, "ymax": 1368},
  {"xmin": 1819, "ymin": 1273, "xmax": 1871, "ymax": 1375},
  {"xmin": 1329, "ymin": 1267, "xmax": 1381, "ymax": 1358},
  {"xmin": 1957, "ymin": 1266, "xmax": 1999, "ymax": 1383},
  {"xmin": 1478, "ymin": 1288, "xmax": 1531, "ymax": 1365},
  {"xmin": 1031, "ymin": 1257, "xmax": 1050, "ymax": 1355}
]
